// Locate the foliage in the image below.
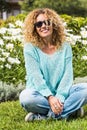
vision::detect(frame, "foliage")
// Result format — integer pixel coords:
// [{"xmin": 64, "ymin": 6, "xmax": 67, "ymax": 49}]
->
[
  {"xmin": 0, "ymin": 19, "xmax": 4, "ymax": 27},
  {"xmin": 63, "ymin": 16, "xmax": 87, "ymax": 77},
  {"xmin": 0, "ymin": 15, "xmax": 26, "ymax": 85},
  {"xmin": 0, "ymin": 81, "xmax": 25, "ymax": 102},
  {"xmin": 19, "ymin": 0, "xmax": 87, "ymax": 17},
  {"xmin": 79, "ymin": 0, "xmax": 87, "ymax": 9},
  {"xmin": 19, "ymin": 0, "xmax": 34, "ymax": 12},
  {"xmin": 0, "ymin": 101, "xmax": 87, "ymax": 130},
  {"xmin": 5, "ymin": 13, "xmax": 26, "ymax": 24},
  {"xmin": 0, "ymin": 0, "xmax": 10, "ymax": 18},
  {"xmin": 0, "ymin": 0, "xmax": 10, "ymax": 12}
]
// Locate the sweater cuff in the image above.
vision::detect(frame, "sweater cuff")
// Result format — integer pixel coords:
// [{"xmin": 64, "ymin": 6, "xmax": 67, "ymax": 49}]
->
[
  {"xmin": 55, "ymin": 94, "xmax": 65, "ymax": 103},
  {"xmin": 40, "ymin": 89, "xmax": 52, "ymax": 97},
  {"xmin": 39, "ymin": 85, "xmax": 52, "ymax": 97}
]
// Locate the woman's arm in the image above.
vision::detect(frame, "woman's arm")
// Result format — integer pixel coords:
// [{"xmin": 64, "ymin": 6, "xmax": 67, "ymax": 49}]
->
[
  {"xmin": 55, "ymin": 44, "xmax": 73, "ymax": 103},
  {"xmin": 24, "ymin": 43, "xmax": 52, "ymax": 97}
]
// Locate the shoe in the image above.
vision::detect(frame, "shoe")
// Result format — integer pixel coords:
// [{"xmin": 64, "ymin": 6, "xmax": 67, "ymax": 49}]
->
[
  {"xmin": 76, "ymin": 107, "xmax": 84, "ymax": 118},
  {"xmin": 68, "ymin": 107, "xmax": 84, "ymax": 119},
  {"xmin": 25, "ymin": 112, "xmax": 46, "ymax": 122}
]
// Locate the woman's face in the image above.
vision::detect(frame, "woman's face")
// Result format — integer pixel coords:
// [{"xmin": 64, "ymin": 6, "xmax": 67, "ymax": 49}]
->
[{"xmin": 35, "ymin": 13, "xmax": 53, "ymax": 39}]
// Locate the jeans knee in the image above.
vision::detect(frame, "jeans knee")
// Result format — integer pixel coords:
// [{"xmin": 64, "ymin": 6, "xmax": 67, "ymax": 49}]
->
[{"xmin": 19, "ymin": 88, "xmax": 35, "ymax": 107}]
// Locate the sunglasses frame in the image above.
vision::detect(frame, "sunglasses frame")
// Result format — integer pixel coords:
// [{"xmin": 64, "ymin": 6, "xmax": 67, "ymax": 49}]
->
[{"xmin": 34, "ymin": 19, "xmax": 51, "ymax": 28}]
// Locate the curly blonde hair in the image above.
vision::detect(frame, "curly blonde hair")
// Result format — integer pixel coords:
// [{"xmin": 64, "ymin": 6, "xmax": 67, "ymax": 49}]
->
[{"xmin": 23, "ymin": 8, "xmax": 65, "ymax": 49}]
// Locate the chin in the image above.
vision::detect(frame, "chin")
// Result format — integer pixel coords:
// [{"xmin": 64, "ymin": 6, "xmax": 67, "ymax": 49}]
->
[{"xmin": 40, "ymin": 33, "xmax": 51, "ymax": 38}]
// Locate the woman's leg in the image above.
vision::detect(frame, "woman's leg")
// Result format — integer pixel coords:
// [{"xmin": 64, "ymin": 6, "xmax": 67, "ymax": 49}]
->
[
  {"xmin": 61, "ymin": 83, "xmax": 87, "ymax": 118},
  {"xmin": 19, "ymin": 83, "xmax": 87, "ymax": 120},
  {"xmin": 19, "ymin": 88, "xmax": 50, "ymax": 115}
]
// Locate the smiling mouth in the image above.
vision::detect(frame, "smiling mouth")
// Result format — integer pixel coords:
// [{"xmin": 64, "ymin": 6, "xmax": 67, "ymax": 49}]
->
[{"xmin": 41, "ymin": 27, "xmax": 49, "ymax": 33}]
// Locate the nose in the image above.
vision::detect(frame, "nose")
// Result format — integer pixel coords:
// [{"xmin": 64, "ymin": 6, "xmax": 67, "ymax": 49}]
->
[{"xmin": 41, "ymin": 22, "xmax": 46, "ymax": 27}]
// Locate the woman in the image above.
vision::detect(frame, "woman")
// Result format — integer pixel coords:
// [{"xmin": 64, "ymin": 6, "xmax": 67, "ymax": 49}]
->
[{"xmin": 19, "ymin": 8, "xmax": 87, "ymax": 121}]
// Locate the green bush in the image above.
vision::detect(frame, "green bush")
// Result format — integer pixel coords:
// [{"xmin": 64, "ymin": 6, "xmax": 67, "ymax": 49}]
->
[
  {"xmin": 0, "ymin": 19, "xmax": 4, "ymax": 27},
  {"xmin": 0, "ymin": 14, "xmax": 26, "ymax": 85},
  {"xmin": 62, "ymin": 15, "xmax": 87, "ymax": 77},
  {"xmin": 4, "ymin": 13, "xmax": 26, "ymax": 26},
  {"xmin": 0, "ymin": 81, "xmax": 25, "ymax": 102}
]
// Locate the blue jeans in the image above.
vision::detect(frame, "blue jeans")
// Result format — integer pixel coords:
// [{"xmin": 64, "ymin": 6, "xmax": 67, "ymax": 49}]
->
[{"xmin": 19, "ymin": 83, "xmax": 87, "ymax": 119}]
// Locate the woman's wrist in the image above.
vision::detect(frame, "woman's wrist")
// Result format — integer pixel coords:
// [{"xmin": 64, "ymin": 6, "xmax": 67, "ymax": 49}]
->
[{"xmin": 47, "ymin": 95, "xmax": 53, "ymax": 100}]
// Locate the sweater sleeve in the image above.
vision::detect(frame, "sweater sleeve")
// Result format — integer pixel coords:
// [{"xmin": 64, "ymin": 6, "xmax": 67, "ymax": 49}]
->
[
  {"xmin": 55, "ymin": 44, "xmax": 73, "ymax": 103},
  {"xmin": 24, "ymin": 43, "xmax": 52, "ymax": 97}
]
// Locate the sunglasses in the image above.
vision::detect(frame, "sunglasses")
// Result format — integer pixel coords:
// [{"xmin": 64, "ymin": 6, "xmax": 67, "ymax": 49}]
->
[{"xmin": 34, "ymin": 19, "xmax": 51, "ymax": 28}]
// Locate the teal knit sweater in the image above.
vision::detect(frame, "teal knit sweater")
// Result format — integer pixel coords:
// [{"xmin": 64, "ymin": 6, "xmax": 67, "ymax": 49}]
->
[{"xmin": 24, "ymin": 42, "xmax": 73, "ymax": 103}]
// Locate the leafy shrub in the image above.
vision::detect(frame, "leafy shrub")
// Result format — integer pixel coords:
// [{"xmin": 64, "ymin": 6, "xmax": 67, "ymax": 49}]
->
[
  {"xmin": 63, "ymin": 15, "xmax": 87, "ymax": 77},
  {"xmin": 0, "ymin": 15, "xmax": 26, "ymax": 85},
  {"xmin": 0, "ymin": 19, "xmax": 5, "ymax": 27},
  {"xmin": 0, "ymin": 81, "xmax": 25, "ymax": 102},
  {"xmin": 4, "ymin": 13, "xmax": 26, "ymax": 26}
]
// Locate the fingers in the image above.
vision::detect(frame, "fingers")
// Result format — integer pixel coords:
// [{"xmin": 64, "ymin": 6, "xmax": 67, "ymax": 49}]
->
[
  {"xmin": 48, "ymin": 96, "xmax": 64, "ymax": 114},
  {"xmin": 55, "ymin": 100, "xmax": 63, "ymax": 113},
  {"xmin": 52, "ymin": 102, "xmax": 63, "ymax": 114},
  {"xmin": 52, "ymin": 105, "xmax": 60, "ymax": 114}
]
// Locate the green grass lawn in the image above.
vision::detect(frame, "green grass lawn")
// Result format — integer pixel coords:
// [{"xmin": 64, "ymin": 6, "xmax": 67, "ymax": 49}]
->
[{"xmin": 0, "ymin": 101, "xmax": 87, "ymax": 130}]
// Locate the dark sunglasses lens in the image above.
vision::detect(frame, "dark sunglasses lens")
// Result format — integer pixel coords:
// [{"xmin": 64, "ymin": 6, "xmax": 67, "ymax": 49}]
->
[
  {"xmin": 35, "ymin": 21, "xmax": 43, "ymax": 28},
  {"xmin": 35, "ymin": 20, "xmax": 51, "ymax": 28}
]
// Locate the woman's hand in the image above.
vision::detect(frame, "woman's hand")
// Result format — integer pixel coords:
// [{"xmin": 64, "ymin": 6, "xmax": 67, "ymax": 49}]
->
[{"xmin": 48, "ymin": 95, "xmax": 64, "ymax": 114}]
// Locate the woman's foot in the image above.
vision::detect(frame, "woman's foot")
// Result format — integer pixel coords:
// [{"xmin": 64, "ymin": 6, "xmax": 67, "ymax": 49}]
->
[
  {"xmin": 25, "ymin": 112, "xmax": 46, "ymax": 122},
  {"xmin": 68, "ymin": 107, "xmax": 84, "ymax": 119}
]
